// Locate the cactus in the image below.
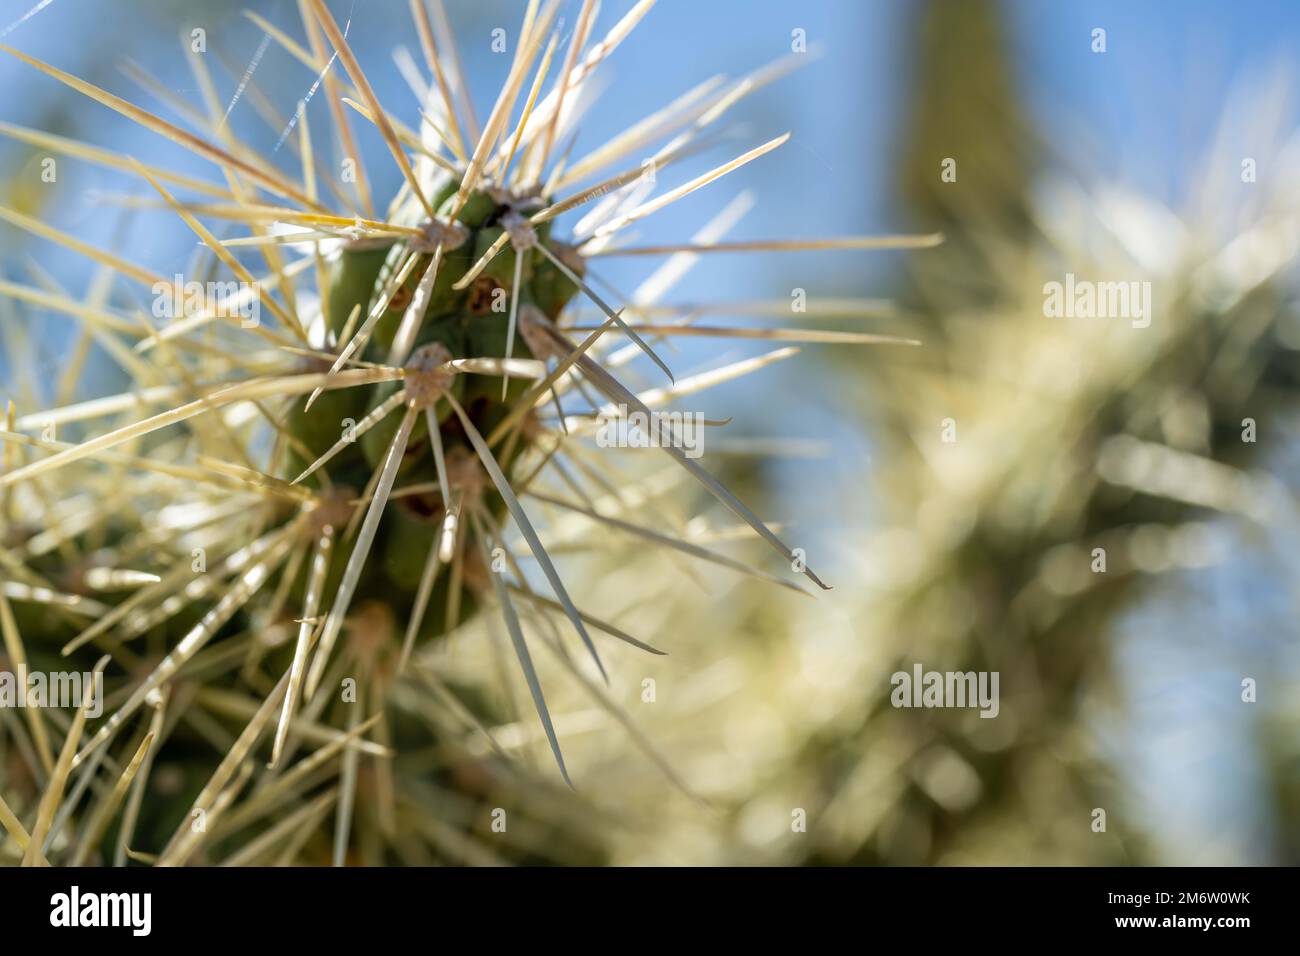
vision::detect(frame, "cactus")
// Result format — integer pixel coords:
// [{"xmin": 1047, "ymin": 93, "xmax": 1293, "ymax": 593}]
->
[{"xmin": 0, "ymin": 0, "xmax": 932, "ymax": 866}]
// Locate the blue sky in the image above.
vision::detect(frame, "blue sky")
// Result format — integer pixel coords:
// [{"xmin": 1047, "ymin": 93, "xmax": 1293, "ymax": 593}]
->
[{"xmin": 5, "ymin": 0, "xmax": 1299, "ymax": 387}]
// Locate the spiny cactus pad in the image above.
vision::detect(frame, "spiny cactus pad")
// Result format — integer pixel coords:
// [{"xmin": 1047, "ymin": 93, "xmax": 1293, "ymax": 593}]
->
[{"xmin": 284, "ymin": 183, "xmax": 582, "ymax": 646}]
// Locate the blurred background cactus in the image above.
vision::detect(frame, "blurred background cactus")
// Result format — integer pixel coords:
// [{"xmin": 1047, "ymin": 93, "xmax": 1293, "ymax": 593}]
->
[
  {"xmin": 3, "ymin": 0, "xmax": 1300, "ymax": 867},
  {"xmin": 538, "ymin": 0, "xmax": 1300, "ymax": 866}
]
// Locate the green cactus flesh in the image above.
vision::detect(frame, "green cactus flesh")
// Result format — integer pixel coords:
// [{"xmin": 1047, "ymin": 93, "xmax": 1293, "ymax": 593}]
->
[{"xmin": 281, "ymin": 186, "xmax": 581, "ymax": 644}]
